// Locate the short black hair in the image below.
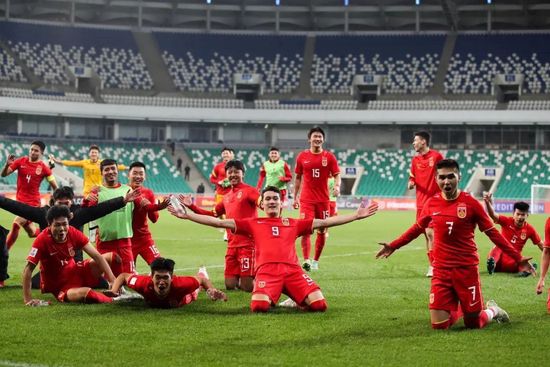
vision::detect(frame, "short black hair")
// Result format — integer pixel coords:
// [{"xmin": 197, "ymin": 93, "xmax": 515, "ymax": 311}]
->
[
  {"xmin": 89, "ymin": 144, "xmax": 100, "ymax": 152},
  {"xmin": 414, "ymin": 131, "xmax": 431, "ymax": 146},
  {"xmin": 150, "ymin": 257, "xmax": 175, "ymax": 274},
  {"xmin": 513, "ymin": 201, "xmax": 530, "ymax": 213},
  {"xmin": 308, "ymin": 126, "xmax": 325, "ymax": 139},
  {"xmin": 129, "ymin": 161, "xmax": 146, "ymax": 171},
  {"xmin": 225, "ymin": 159, "xmax": 245, "ymax": 173},
  {"xmin": 46, "ymin": 205, "xmax": 71, "ymax": 224},
  {"xmin": 53, "ymin": 186, "xmax": 75, "ymax": 201},
  {"xmin": 269, "ymin": 146, "xmax": 279, "ymax": 152},
  {"xmin": 261, "ymin": 185, "xmax": 281, "ymax": 199},
  {"xmin": 100, "ymin": 159, "xmax": 117, "ymax": 171},
  {"xmin": 435, "ymin": 159, "xmax": 460, "ymax": 172},
  {"xmin": 31, "ymin": 140, "xmax": 46, "ymax": 153},
  {"xmin": 221, "ymin": 147, "xmax": 234, "ymax": 154}
]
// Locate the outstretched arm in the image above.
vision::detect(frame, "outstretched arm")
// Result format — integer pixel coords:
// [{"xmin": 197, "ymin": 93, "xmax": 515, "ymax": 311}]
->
[
  {"xmin": 195, "ymin": 274, "xmax": 227, "ymax": 302},
  {"xmin": 0, "ymin": 196, "xmax": 47, "ymax": 227},
  {"xmin": 106, "ymin": 273, "xmax": 133, "ymax": 296},
  {"xmin": 483, "ymin": 192, "xmax": 499, "ymax": 223},
  {"xmin": 22, "ymin": 263, "xmax": 47, "ymax": 306},
  {"xmin": 293, "ymin": 174, "xmax": 302, "ymax": 209},
  {"xmin": 376, "ymin": 223, "xmax": 425, "ymax": 259},
  {"xmin": 168, "ymin": 202, "xmax": 235, "ymax": 231},
  {"xmin": 312, "ymin": 200, "xmax": 378, "ymax": 230},
  {"xmin": 1, "ymin": 154, "xmax": 15, "ymax": 177}
]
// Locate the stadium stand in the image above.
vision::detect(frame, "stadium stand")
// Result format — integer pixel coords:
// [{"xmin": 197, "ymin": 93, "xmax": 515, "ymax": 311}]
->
[
  {"xmin": 0, "ymin": 47, "xmax": 27, "ymax": 83},
  {"xmin": 367, "ymin": 100, "xmax": 497, "ymax": 110},
  {"xmin": 311, "ymin": 34, "xmax": 444, "ymax": 94},
  {"xmin": 255, "ymin": 99, "xmax": 358, "ymax": 110},
  {"xmin": 0, "ymin": 21, "xmax": 153, "ymax": 90},
  {"xmin": 103, "ymin": 94, "xmax": 244, "ymax": 108},
  {"xmin": 445, "ymin": 33, "xmax": 550, "ymax": 94},
  {"xmin": 0, "ymin": 87, "xmax": 94, "ymax": 103},
  {"xmin": 155, "ymin": 32, "xmax": 305, "ymax": 94},
  {"xmin": 508, "ymin": 100, "xmax": 550, "ymax": 110}
]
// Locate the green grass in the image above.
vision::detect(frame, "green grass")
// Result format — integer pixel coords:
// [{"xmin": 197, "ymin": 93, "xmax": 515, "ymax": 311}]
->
[{"xmin": 0, "ymin": 209, "xmax": 548, "ymax": 367}]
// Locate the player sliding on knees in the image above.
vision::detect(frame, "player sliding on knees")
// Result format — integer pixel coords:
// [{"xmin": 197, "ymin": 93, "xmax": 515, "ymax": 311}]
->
[
  {"xmin": 169, "ymin": 186, "xmax": 378, "ymax": 313},
  {"xmin": 376, "ymin": 159, "xmax": 535, "ymax": 330}
]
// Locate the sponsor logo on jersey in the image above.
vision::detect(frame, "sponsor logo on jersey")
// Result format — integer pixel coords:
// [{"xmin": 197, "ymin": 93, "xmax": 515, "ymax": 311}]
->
[
  {"xmin": 521, "ymin": 232, "xmax": 527, "ymax": 240},
  {"xmin": 457, "ymin": 206, "xmax": 467, "ymax": 219},
  {"xmin": 282, "ymin": 218, "xmax": 290, "ymax": 226},
  {"xmin": 35, "ymin": 166, "xmax": 42, "ymax": 175},
  {"xmin": 322, "ymin": 157, "xmax": 328, "ymax": 167}
]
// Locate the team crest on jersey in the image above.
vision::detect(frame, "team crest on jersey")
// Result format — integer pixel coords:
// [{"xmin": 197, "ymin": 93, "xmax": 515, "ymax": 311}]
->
[
  {"xmin": 521, "ymin": 232, "xmax": 527, "ymax": 240},
  {"xmin": 258, "ymin": 281, "xmax": 266, "ymax": 288},
  {"xmin": 322, "ymin": 157, "xmax": 328, "ymax": 167},
  {"xmin": 282, "ymin": 218, "xmax": 290, "ymax": 226},
  {"xmin": 35, "ymin": 166, "xmax": 42, "ymax": 175},
  {"xmin": 429, "ymin": 292, "xmax": 435, "ymax": 304},
  {"xmin": 457, "ymin": 206, "xmax": 467, "ymax": 219},
  {"xmin": 428, "ymin": 157, "xmax": 434, "ymax": 167},
  {"xmin": 68, "ymin": 247, "xmax": 75, "ymax": 257}
]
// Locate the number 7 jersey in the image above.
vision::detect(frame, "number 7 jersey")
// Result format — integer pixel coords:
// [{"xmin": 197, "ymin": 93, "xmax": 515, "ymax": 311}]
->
[{"xmin": 418, "ymin": 191, "xmax": 495, "ymax": 268}]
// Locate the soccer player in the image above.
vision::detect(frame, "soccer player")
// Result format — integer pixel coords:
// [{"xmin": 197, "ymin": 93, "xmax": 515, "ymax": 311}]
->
[
  {"xmin": 484, "ymin": 193, "xmax": 544, "ymax": 275},
  {"xmin": 106, "ymin": 257, "xmax": 227, "ymax": 309},
  {"xmin": 376, "ymin": 159, "xmax": 534, "ymax": 330},
  {"xmin": 293, "ymin": 127, "xmax": 340, "ymax": 271},
  {"xmin": 209, "ymin": 147, "xmax": 235, "ymax": 241},
  {"xmin": 256, "ymin": 147, "xmax": 292, "ymax": 203},
  {"xmin": 84, "ymin": 159, "xmax": 136, "ymax": 276},
  {"xmin": 1, "ymin": 141, "xmax": 58, "ymax": 250},
  {"xmin": 127, "ymin": 161, "xmax": 169, "ymax": 266},
  {"xmin": 408, "ymin": 131, "xmax": 444, "ymax": 277},
  {"xmin": 182, "ymin": 160, "xmax": 258, "ymax": 292},
  {"xmin": 169, "ymin": 186, "xmax": 378, "ymax": 313},
  {"xmin": 22, "ymin": 206, "xmax": 117, "ymax": 306},
  {"xmin": 536, "ymin": 217, "xmax": 550, "ymax": 312}
]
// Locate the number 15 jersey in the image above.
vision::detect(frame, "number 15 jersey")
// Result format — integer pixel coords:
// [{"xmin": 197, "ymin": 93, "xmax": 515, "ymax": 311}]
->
[{"xmin": 294, "ymin": 150, "xmax": 339, "ymax": 203}]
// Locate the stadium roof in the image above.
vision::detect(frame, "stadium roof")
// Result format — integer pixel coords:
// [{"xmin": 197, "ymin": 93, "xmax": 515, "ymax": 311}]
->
[{"xmin": 2, "ymin": 0, "xmax": 550, "ymax": 33}]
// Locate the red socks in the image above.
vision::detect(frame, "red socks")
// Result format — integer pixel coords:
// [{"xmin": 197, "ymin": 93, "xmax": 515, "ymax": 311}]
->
[
  {"xmin": 250, "ymin": 300, "xmax": 270, "ymax": 313},
  {"xmin": 313, "ymin": 233, "xmax": 326, "ymax": 262},
  {"xmin": 308, "ymin": 299, "xmax": 328, "ymax": 312},
  {"xmin": 85, "ymin": 290, "xmax": 113, "ymax": 304},
  {"xmin": 301, "ymin": 235, "xmax": 311, "ymax": 260},
  {"xmin": 6, "ymin": 222, "xmax": 20, "ymax": 250}
]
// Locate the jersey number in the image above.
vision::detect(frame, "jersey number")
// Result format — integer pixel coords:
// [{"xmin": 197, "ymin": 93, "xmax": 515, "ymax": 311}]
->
[
  {"xmin": 446, "ymin": 221, "xmax": 454, "ymax": 235},
  {"xmin": 302, "ymin": 274, "xmax": 314, "ymax": 286},
  {"xmin": 510, "ymin": 235, "xmax": 517, "ymax": 244},
  {"xmin": 271, "ymin": 226, "xmax": 279, "ymax": 236},
  {"xmin": 26, "ymin": 174, "xmax": 31, "ymax": 183},
  {"xmin": 312, "ymin": 169, "xmax": 320, "ymax": 178}
]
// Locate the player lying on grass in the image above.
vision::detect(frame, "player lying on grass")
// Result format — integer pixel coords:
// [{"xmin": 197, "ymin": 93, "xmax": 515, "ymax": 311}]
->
[
  {"xmin": 23, "ymin": 205, "xmax": 118, "ymax": 306},
  {"xmin": 169, "ymin": 186, "xmax": 378, "ymax": 313},
  {"xmin": 105, "ymin": 257, "xmax": 227, "ymax": 309},
  {"xmin": 377, "ymin": 159, "xmax": 535, "ymax": 330},
  {"xmin": 483, "ymin": 194, "xmax": 543, "ymax": 276},
  {"xmin": 536, "ymin": 217, "xmax": 550, "ymax": 312}
]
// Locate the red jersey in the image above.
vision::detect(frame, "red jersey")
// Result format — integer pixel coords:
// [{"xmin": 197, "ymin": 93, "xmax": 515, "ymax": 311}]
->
[
  {"xmin": 294, "ymin": 149, "xmax": 339, "ymax": 203},
  {"xmin": 545, "ymin": 217, "xmax": 550, "ymax": 247},
  {"xmin": 10, "ymin": 156, "xmax": 53, "ymax": 206},
  {"xmin": 213, "ymin": 183, "xmax": 259, "ymax": 248},
  {"xmin": 210, "ymin": 161, "xmax": 231, "ymax": 195},
  {"xmin": 409, "ymin": 149, "xmax": 444, "ymax": 209},
  {"xmin": 132, "ymin": 187, "xmax": 159, "ymax": 242},
  {"xmin": 27, "ymin": 226, "xmax": 89, "ymax": 293},
  {"xmin": 126, "ymin": 274, "xmax": 199, "ymax": 308},
  {"xmin": 495, "ymin": 215, "xmax": 541, "ymax": 253},
  {"xmin": 234, "ymin": 217, "xmax": 313, "ymax": 270}
]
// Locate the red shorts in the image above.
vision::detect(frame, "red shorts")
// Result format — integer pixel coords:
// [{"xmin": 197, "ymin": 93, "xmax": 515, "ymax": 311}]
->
[
  {"xmin": 132, "ymin": 237, "xmax": 161, "ymax": 265},
  {"xmin": 253, "ymin": 263, "xmax": 320, "ymax": 305},
  {"xmin": 329, "ymin": 201, "xmax": 337, "ymax": 217},
  {"xmin": 97, "ymin": 238, "xmax": 135, "ymax": 275},
  {"xmin": 224, "ymin": 246, "xmax": 255, "ymax": 278},
  {"xmin": 430, "ymin": 266, "xmax": 484, "ymax": 314},
  {"xmin": 54, "ymin": 260, "xmax": 101, "ymax": 302},
  {"xmin": 488, "ymin": 247, "xmax": 518, "ymax": 273},
  {"xmin": 300, "ymin": 201, "xmax": 330, "ymax": 220}
]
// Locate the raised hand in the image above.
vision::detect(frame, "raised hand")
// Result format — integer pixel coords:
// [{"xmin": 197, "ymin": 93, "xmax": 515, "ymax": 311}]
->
[
  {"xmin": 5, "ymin": 153, "xmax": 15, "ymax": 166},
  {"xmin": 376, "ymin": 242, "xmax": 395, "ymax": 259},
  {"xmin": 168, "ymin": 204, "xmax": 189, "ymax": 219},
  {"xmin": 124, "ymin": 188, "xmax": 141, "ymax": 203},
  {"xmin": 356, "ymin": 199, "xmax": 378, "ymax": 219},
  {"xmin": 483, "ymin": 192, "xmax": 493, "ymax": 204},
  {"xmin": 178, "ymin": 194, "xmax": 193, "ymax": 207},
  {"xmin": 157, "ymin": 196, "xmax": 170, "ymax": 210}
]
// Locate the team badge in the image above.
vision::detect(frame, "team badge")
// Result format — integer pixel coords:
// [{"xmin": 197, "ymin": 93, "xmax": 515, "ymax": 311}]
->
[
  {"xmin": 520, "ymin": 232, "xmax": 527, "ymax": 240},
  {"xmin": 35, "ymin": 166, "xmax": 42, "ymax": 175},
  {"xmin": 282, "ymin": 218, "xmax": 290, "ymax": 226},
  {"xmin": 428, "ymin": 157, "xmax": 434, "ymax": 167},
  {"xmin": 237, "ymin": 191, "xmax": 243, "ymax": 199},
  {"xmin": 68, "ymin": 247, "xmax": 75, "ymax": 257},
  {"xmin": 429, "ymin": 292, "xmax": 435, "ymax": 304},
  {"xmin": 457, "ymin": 206, "xmax": 467, "ymax": 219},
  {"xmin": 258, "ymin": 281, "xmax": 266, "ymax": 288},
  {"xmin": 322, "ymin": 157, "xmax": 328, "ymax": 167}
]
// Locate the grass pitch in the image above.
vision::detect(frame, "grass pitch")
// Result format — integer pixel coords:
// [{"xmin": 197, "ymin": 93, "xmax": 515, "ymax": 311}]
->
[{"xmin": 0, "ymin": 209, "xmax": 548, "ymax": 367}]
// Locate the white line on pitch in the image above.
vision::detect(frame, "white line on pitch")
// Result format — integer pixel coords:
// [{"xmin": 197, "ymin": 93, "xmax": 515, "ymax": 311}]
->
[{"xmin": 0, "ymin": 361, "xmax": 53, "ymax": 367}]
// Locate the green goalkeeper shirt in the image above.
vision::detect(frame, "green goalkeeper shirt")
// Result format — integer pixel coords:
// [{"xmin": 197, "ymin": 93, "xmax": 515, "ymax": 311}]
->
[{"xmin": 96, "ymin": 184, "xmax": 134, "ymax": 241}]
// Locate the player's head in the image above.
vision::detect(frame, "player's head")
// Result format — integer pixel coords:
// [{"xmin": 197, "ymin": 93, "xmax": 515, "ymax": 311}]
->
[
  {"xmin": 51, "ymin": 186, "xmax": 75, "ymax": 207},
  {"xmin": 29, "ymin": 140, "xmax": 46, "ymax": 161},
  {"xmin": 413, "ymin": 131, "xmax": 431, "ymax": 153},
  {"xmin": 268, "ymin": 147, "xmax": 280, "ymax": 162},
  {"xmin": 307, "ymin": 127, "xmax": 325, "ymax": 150},
  {"xmin": 46, "ymin": 205, "xmax": 71, "ymax": 243},
  {"xmin": 512, "ymin": 201, "xmax": 530, "ymax": 225},
  {"xmin": 128, "ymin": 161, "xmax": 146, "ymax": 188},
  {"xmin": 221, "ymin": 147, "xmax": 235, "ymax": 162},
  {"xmin": 225, "ymin": 159, "xmax": 245, "ymax": 186},
  {"xmin": 89, "ymin": 145, "xmax": 100, "ymax": 162},
  {"xmin": 100, "ymin": 159, "xmax": 119, "ymax": 185},
  {"xmin": 150, "ymin": 257, "xmax": 175, "ymax": 297},
  {"xmin": 260, "ymin": 186, "xmax": 282, "ymax": 217},
  {"xmin": 435, "ymin": 159, "xmax": 461, "ymax": 198}
]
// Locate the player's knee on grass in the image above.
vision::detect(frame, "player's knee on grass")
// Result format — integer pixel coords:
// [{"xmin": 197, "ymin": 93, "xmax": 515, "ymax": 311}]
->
[
  {"xmin": 463, "ymin": 314, "xmax": 484, "ymax": 329},
  {"xmin": 431, "ymin": 319, "xmax": 451, "ymax": 330},
  {"xmin": 308, "ymin": 299, "xmax": 327, "ymax": 312},
  {"xmin": 250, "ymin": 300, "xmax": 270, "ymax": 313},
  {"xmin": 239, "ymin": 277, "xmax": 254, "ymax": 293},
  {"xmin": 225, "ymin": 277, "xmax": 239, "ymax": 290}
]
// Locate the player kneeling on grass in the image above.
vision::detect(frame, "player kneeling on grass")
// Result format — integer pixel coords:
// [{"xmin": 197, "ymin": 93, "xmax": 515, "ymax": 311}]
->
[
  {"xmin": 23, "ymin": 205, "xmax": 118, "ymax": 306},
  {"xmin": 169, "ymin": 186, "xmax": 378, "ymax": 313},
  {"xmin": 105, "ymin": 257, "xmax": 227, "ymax": 309},
  {"xmin": 376, "ymin": 159, "xmax": 535, "ymax": 330}
]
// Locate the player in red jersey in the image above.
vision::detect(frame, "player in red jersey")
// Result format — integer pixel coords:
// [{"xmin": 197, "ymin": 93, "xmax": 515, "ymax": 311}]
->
[
  {"xmin": 183, "ymin": 160, "xmax": 258, "ymax": 292},
  {"xmin": 22, "ymin": 206, "xmax": 117, "ymax": 306},
  {"xmin": 377, "ymin": 159, "xmax": 535, "ymax": 330},
  {"xmin": 536, "ymin": 217, "xmax": 550, "ymax": 312},
  {"xmin": 127, "ymin": 162, "xmax": 169, "ymax": 266},
  {"xmin": 483, "ymin": 194, "xmax": 543, "ymax": 275},
  {"xmin": 408, "ymin": 131, "xmax": 444, "ymax": 277},
  {"xmin": 1, "ymin": 141, "xmax": 58, "ymax": 250},
  {"xmin": 210, "ymin": 147, "xmax": 235, "ymax": 241},
  {"xmin": 293, "ymin": 127, "xmax": 340, "ymax": 271},
  {"xmin": 169, "ymin": 186, "xmax": 378, "ymax": 313},
  {"xmin": 106, "ymin": 257, "xmax": 227, "ymax": 308}
]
